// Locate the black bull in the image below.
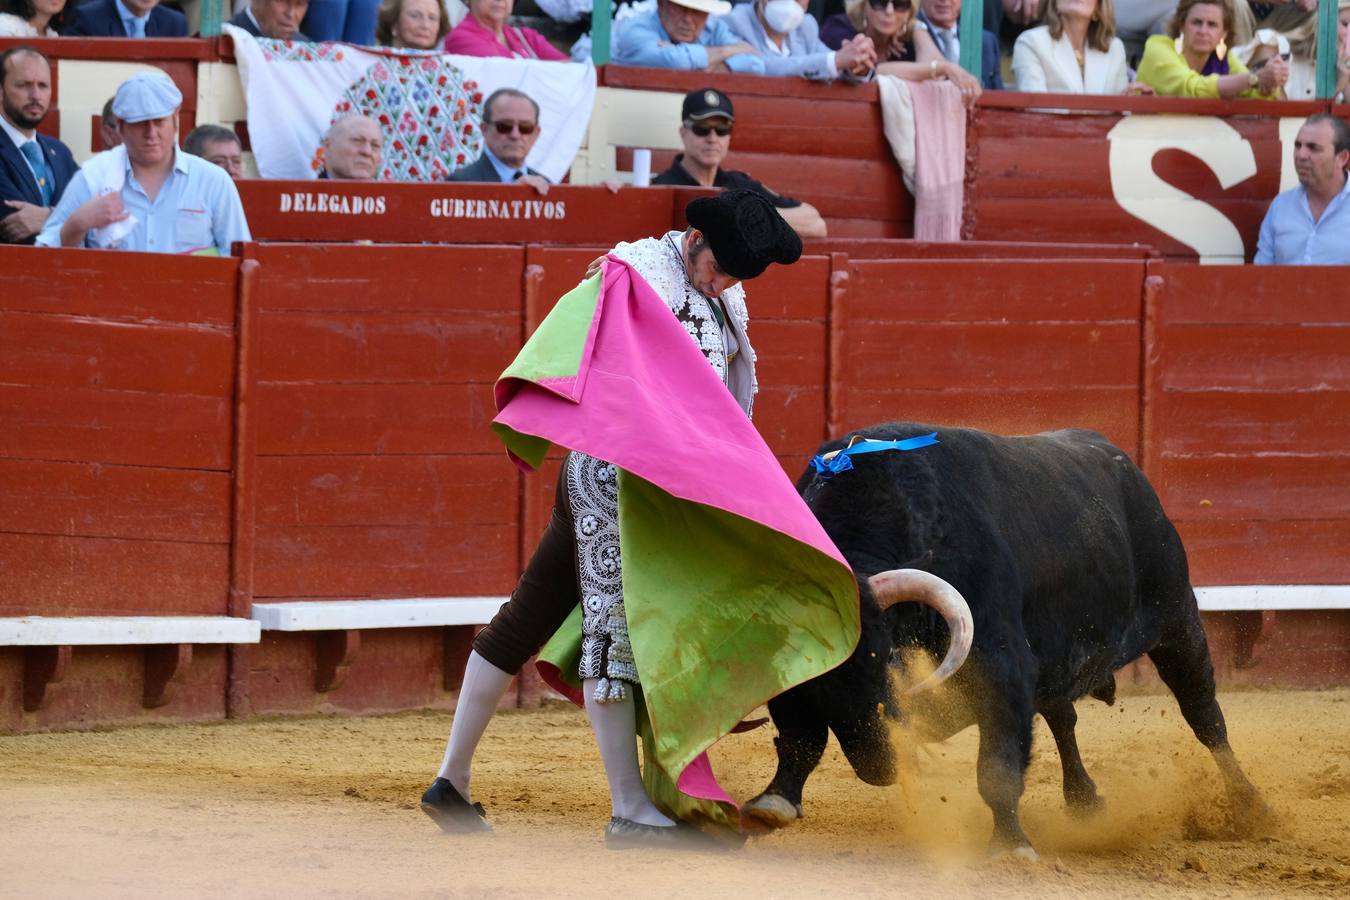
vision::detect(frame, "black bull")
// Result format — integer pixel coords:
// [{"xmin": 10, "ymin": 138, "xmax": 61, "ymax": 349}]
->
[{"xmin": 743, "ymin": 423, "xmax": 1269, "ymax": 855}]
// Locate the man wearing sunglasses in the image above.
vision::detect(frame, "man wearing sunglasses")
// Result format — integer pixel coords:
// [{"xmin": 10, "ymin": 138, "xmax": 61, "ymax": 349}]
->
[
  {"xmin": 447, "ymin": 88, "xmax": 551, "ymax": 196},
  {"xmin": 653, "ymin": 88, "xmax": 827, "ymax": 239}
]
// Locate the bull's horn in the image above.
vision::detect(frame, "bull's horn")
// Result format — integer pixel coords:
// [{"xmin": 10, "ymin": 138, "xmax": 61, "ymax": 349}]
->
[{"xmin": 867, "ymin": 569, "xmax": 974, "ymax": 696}]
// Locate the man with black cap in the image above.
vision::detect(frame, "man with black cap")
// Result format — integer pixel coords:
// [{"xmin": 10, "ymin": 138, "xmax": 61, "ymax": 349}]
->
[
  {"xmin": 653, "ymin": 88, "xmax": 827, "ymax": 240},
  {"xmin": 38, "ymin": 71, "xmax": 251, "ymax": 254},
  {"xmin": 420, "ymin": 189, "xmax": 802, "ymax": 850}
]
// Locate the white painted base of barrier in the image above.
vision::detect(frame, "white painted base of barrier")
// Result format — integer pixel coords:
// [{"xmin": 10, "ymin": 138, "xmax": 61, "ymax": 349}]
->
[
  {"xmin": 250, "ymin": 597, "xmax": 509, "ymax": 632},
  {"xmin": 0, "ymin": 616, "xmax": 261, "ymax": 646},
  {"xmin": 1195, "ymin": 585, "xmax": 1350, "ymax": 612}
]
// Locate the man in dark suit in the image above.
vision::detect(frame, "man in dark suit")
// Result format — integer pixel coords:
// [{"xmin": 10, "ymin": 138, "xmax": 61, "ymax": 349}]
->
[
  {"xmin": 61, "ymin": 0, "xmax": 188, "ymax": 37},
  {"xmin": 917, "ymin": 0, "xmax": 1005, "ymax": 90},
  {"xmin": 447, "ymin": 88, "xmax": 550, "ymax": 196},
  {"xmin": 228, "ymin": 0, "xmax": 310, "ymax": 40},
  {"xmin": 0, "ymin": 48, "xmax": 78, "ymax": 245}
]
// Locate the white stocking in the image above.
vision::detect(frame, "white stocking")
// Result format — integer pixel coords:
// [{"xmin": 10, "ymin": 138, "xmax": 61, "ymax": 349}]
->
[
  {"xmin": 436, "ymin": 650, "xmax": 513, "ymax": 799},
  {"xmin": 583, "ymin": 677, "xmax": 676, "ymax": 827}
]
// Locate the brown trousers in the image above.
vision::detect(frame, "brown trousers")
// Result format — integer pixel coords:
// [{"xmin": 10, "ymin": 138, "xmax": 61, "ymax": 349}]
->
[{"xmin": 472, "ymin": 462, "xmax": 582, "ymax": 674}]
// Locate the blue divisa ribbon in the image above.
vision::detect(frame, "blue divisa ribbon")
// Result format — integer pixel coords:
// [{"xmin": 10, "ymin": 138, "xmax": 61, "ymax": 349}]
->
[{"xmin": 809, "ymin": 432, "xmax": 940, "ymax": 478}]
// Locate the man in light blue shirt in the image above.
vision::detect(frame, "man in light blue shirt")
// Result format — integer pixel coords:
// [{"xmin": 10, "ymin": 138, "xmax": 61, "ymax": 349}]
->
[
  {"xmin": 724, "ymin": 0, "xmax": 875, "ymax": 81},
  {"xmin": 38, "ymin": 71, "xmax": 251, "ymax": 255},
  {"xmin": 1255, "ymin": 114, "xmax": 1350, "ymax": 265},
  {"xmin": 615, "ymin": 0, "xmax": 765, "ymax": 74}
]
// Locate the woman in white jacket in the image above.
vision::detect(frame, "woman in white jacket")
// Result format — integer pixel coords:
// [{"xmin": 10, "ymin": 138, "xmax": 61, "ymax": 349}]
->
[{"xmin": 1012, "ymin": 0, "xmax": 1145, "ymax": 94}]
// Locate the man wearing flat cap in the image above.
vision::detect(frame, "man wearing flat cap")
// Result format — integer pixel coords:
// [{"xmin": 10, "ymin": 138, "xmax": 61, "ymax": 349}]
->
[
  {"xmin": 654, "ymin": 88, "xmax": 827, "ymax": 239},
  {"xmin": 421, "ymin": 189, "xmax": 802, "ymax": 848},
  {"xmin": 38, "ymin": 71, "xmax": 251, "ymax": 255},
  {"xmin": 614, "ymin": 0, "xmax": 765, "ymax": 73}
]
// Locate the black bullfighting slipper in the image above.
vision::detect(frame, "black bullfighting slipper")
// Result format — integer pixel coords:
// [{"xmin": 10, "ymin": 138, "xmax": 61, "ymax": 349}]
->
[
  {"xmin": 420, "ymin": 777, "xmax": 491, "ymax": 834},
  {"xmin": 603, "ymin": 817, "xmax": 724, "ymax": 852}
]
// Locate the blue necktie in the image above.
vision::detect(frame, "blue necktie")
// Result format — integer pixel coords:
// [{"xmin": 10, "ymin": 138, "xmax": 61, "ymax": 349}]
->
[
  {"xmin": 128, "ymin": 16, "xmax": 145, "ymax": 37},
  {"xmin": 19, "ymin": 141, "xmax": 51, "ymax": 205}
]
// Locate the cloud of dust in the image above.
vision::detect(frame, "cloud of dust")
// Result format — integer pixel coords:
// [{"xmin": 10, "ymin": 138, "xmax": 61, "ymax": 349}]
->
[{"xmin": 870, "ymin": 654, "xmax": 1293, "ymax": 868}]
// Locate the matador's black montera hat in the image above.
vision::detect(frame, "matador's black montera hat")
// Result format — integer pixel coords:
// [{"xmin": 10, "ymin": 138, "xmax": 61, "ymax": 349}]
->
[{"xmin": 685, "ymin": 189, "xmax": 802, "ymax": 280}]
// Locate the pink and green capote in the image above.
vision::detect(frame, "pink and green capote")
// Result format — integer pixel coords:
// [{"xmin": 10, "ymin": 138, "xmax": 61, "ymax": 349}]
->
[{"xmin": 491, "ymin": 256, "xmax": 860, "ymax": 833}]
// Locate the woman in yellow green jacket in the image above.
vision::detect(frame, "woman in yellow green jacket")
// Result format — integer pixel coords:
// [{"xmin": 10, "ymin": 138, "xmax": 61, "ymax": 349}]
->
[{"xmin": 1137, "ymin": 0, "xmax": 1288, "ymax": 98}]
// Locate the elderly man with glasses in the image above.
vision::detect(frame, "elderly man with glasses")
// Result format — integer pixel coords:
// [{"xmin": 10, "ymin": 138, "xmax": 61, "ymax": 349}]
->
[
  {"xmin": 447, "ymin": 87, "xmax": 550, "ymax": 196},
  {"xmin": 652, "ymin": 87, "xmax": 826, "ymax": 239}
]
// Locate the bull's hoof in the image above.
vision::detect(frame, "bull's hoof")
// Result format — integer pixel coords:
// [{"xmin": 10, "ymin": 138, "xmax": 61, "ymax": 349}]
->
[
  {"xmin": 1230, "ymin": 790, "xmax": 1278, "ymax": 837},
  {"xmin": 987, "ymin": 840, "xmax": 1040, "ymax": 863},
  {"xmin": 1065, "ymin": 787, "xmax": 1106, "ymax": 818},
  {"xmin": 740, "ymin": 793, "xmax": 802, "ymax": 835}
]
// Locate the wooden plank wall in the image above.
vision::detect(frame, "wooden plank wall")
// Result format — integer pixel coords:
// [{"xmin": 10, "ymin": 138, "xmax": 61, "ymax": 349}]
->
[
  {"xmin": 240, "ymin": 243, "xmax": 525, "ymax": 713},
  {"xmin": 965, "ymin": 100, "xmax": 1326, "ymax": 260},
  {"xmin": 834, "ymin": 257, "xmax": 1148, "ymax": 457},
  {"xmin": 5, "ymin": 242, "xmax": 1350, "ymax": 728},
  {"xmin": 1145, "ymin": 264, "xmax": 1350, "ymax": 587},
  {"xmin": 0, "ymin": 246, "xmax": 239, "ymax": 726}
]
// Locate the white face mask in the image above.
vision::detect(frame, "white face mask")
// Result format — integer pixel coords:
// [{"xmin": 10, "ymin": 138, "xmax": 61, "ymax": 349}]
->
[{"xmin": 763, "ymin": 0, "xmax": 805, "ymax": 34}]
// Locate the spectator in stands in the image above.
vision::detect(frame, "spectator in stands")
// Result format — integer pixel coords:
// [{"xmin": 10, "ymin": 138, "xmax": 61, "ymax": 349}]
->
[
  {"xmin": 0, "ymin": 48, "xmax": 77, "ymax": 245},
  {"xmin": 723, "ymin": 0, "xmax": 877, "ymax": 80},
  {"xmin": 37, "ymin": 71, "xmax": 250, "ymax": 254},
  {"xmin": 1247, "ymin": 0, "xmax": 1316, "ymax": 47},
  {"xmin": 1234, "ymin": 28, "xmax": 1297, "ymax": 98},
  {"xmin": 317, "ymin": 114, "xmax": 383, "ymax": 179},
  {"xmin": 100, "ymin": 97, "xmax": 122, "ymax": 149},
  {"xmin": 916, "ymin": 0, "xmax": 1004, "ymax": 88},
  {"xmin": 1012, "ymin": 0, "xmax": 1148, "ymax": 93},
  {"xmin": 652, "ymin": 87, "xmax": 827, "ymax": 238},
  {"xmin": 0, "ymin": 0, "xmax": 68, "ymax": 36},
  {"xmin": 1256, "ymin": 114, "xmax": 1350, "ymax": 264},
  {"xmin": 61, "ymin": 0, "xmax": 187, "ymax": 35},
  {"xmin": 228, "ymin": 0, "xmax": 310, "ymax": 39},
  {"xmin": 443, "ymin": 0, "xmax": 567, "ymax": 58},
  {"xmin": 376, "ymin": 0, "xmax": 460, "ymax": 47},
  {"xmin": 185, "ymin": 123, "xmax": 244, "ymax": 178},
  {"xmin": 1136, "ymin": 0, "xmax": 1287, "ymax": 97},
  {"xmin": 300, "ymin": 0, "xmax": 380, "ymax": 43},
  {"xmin": 614, "ymin": 0, "xmax": 766, "ymax": 73},
  {"xmin": 447, "ymin": 87, "xmax": 553, "ymax": 193},
  {"xmin": 821, "ymin": 0, "xmax": 983, "ymax": 103}
]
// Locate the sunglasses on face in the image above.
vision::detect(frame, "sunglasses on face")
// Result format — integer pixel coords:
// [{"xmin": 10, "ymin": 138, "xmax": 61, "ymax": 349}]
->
[
  {"xmin": 1248, "ymin": 52, "xmax": 1292, "ymax": 70},
  {"xmin": 490, "ymin": 120, "xmax": 537, "ymax": 135},
  {"xmin": 867, "ymin": 0, "xmax": 912, "ymax": 10},
  {"xmin": 688, "ymin": 122, "xmax": 732, "ymax": 137}
]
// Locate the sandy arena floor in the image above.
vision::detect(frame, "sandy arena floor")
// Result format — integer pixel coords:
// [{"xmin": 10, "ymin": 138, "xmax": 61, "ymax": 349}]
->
[{"xmin": 1, "ymin": 688, "xmax": 1348, "ymax": 899}]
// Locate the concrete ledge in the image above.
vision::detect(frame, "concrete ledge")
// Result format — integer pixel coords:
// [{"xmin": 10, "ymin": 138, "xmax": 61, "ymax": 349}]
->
[
  {"xmin": 1195, "ymin": 585, "xmax": 1350, "ymax": 612},
  {"xmin": 0, "ymin": 616, "xmax": 261, "ymax": 646},
  {"xmin": 250, "ymin": 597, "xmax": 509, "ymax": 632}
]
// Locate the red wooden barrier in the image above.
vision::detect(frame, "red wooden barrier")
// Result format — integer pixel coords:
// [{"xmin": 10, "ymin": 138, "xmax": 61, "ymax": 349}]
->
[
  {"xmin": 237, "ymin": 182, "xmax": 702, "ymax": 245},
  {"xmin": 966, "ymin": 93, "xmax": 1330, "ymax": 262},
  {"xmin": 1143, "ymin": 264, "xmax": 1350, "ymax": 586},
  {"xmin": 4, "ymin": 239, "xmax": 1349, "ymax": 730},
  {"xmin": 0, "ymin": 245, "xmax": 239, "ymax": 729},
  {"xmin": 0, "ymin": 247, "xmax": 238, "ymax": 616},
  {"xmin": 833, "ymin": 257, "xmax": 1148, "ymax": 457}
]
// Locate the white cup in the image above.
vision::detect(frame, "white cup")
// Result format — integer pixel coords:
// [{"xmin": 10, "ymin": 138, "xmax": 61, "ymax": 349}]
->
[{"xmin": 631, "ymin": 148, "xmax": 652, "ymax": 187}]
